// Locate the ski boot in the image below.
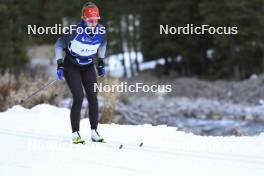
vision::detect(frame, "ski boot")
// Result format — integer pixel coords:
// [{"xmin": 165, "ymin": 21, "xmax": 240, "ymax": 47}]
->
[
  {"xmin": 91, "ymin": 129, "xmax": 105, "ymax": 143},
  {"xmin": 72, "ymin": 131, "xmax": 85, "ymax": 144}
]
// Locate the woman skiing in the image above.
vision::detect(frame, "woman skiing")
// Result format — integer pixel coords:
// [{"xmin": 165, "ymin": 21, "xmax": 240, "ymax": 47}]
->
[{"xmin": 55, "ymin": 2, "xmax": 106, "ymax": 144}]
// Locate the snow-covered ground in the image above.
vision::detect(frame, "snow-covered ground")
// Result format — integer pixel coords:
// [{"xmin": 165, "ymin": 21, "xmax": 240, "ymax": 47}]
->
[{"xmin": 1, "ymin": 104, "xmax": 264, "ymax": 176}]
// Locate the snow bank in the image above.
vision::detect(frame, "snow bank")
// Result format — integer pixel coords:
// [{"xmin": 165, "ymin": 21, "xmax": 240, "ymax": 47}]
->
[{"xmin": 0, "ymin": 104, "xmax": 264, "ymax": 176}]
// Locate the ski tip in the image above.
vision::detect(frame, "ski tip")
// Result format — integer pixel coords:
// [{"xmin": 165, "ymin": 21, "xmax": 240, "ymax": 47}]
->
[
  {"xmin": 119, "ymin": 144, "xmax": 123, "ymax": 149},
  {"xmin": 139, "ymin": 142, "xmax": 143, "ymax": 147}
]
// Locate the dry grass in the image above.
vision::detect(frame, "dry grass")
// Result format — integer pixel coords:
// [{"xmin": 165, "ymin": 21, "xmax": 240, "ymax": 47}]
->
[
  {"xmin": 0, "ymin": 69, "xmax": 69, "ymax": 111},
  {"xmin": 0, "ymin": 67, "xmax": 124, "ymax": 125},
  {"xmin": 97, "ymin": 77, "xmax": 120, "ymax": 124}
]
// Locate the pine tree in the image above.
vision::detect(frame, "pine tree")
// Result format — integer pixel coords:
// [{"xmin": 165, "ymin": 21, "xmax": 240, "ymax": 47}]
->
[
  {"xmin": 0, "ymin": 0, "xmax": 28, "ymax": 71},
  {"xmin": 200, "ymin": 0, "xmax": 264, "ymax": 79}
]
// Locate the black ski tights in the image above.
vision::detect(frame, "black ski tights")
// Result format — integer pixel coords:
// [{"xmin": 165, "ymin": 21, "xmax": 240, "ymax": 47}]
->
[{"xmin": 64, "ymin": 58, "xmax": 98, "ymax": 132}]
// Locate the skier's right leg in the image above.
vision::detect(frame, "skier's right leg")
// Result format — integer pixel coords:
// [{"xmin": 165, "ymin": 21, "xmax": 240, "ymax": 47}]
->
[{"xmin": 64, "ymin": 59, "xmax": 85, "ymax": 143}]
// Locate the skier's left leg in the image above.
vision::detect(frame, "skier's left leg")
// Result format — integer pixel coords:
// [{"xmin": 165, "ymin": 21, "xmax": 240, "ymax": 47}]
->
[{"xmin": 81, "ymin": 64, "xmax": 104, "ymax": 142}]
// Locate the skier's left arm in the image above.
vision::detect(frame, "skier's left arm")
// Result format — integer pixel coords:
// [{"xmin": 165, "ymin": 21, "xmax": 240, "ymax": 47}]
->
[
  {"xmin": 98, "ymin": 35, "xmax": 107, "ymax": 59},
  {"xmin": 97, "ymin": 35, "xmax": 107, "ymax": 77}
]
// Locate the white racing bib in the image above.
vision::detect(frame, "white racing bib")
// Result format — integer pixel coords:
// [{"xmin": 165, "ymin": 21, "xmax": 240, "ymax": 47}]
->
[{"xmin": 68, "ymin": 33, "xmax": 101, "ymax": 57}]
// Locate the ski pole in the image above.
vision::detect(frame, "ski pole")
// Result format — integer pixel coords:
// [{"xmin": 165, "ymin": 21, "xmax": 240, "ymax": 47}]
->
[{"xmin": 20, "ymin": 79, "xmax": 57, "ymax": 104}]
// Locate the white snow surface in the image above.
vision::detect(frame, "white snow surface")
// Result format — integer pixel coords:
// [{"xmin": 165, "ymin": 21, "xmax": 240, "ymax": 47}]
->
[{"xmin": 0, "ymin": 104, "xmax": 264, "ymax": 176}]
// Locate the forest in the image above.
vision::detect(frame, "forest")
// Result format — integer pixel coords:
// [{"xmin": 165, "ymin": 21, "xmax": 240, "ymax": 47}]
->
[{"xmin": 1, "ymin": 0, "xmax": 264, "ymax": 80}]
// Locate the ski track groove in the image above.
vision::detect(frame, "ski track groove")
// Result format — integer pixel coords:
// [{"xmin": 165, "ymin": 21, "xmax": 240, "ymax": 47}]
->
[{"xmin": 1, "ymin": 127, "xmax": 264, "ymax": 168}]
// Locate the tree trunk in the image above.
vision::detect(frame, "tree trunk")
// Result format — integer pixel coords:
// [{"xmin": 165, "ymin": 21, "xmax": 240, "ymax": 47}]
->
[
  {"xmin": 230, "ymin": 37, "xmax": 240, "ymax": 80},
  {"xmin": 132, "ymin": 11, "xmax": 140, "ymax": 73},
  {"xmin": 233, "ymin": 64, "xmax": 240, "ymax": 81},
  {"xmin": 260, "ymin": 44, "xmax": 264, "ymax": 72},
  {"xmin": 125, "ymin": 15, "xmax": 135, "ymax": 77},
  {"xmin": 163, "ymin": 57, "xmax": 170, "ymax": 75},
  {"xmin": 118, "ymin": 15, "xmax": 127, "ymax": 78}
]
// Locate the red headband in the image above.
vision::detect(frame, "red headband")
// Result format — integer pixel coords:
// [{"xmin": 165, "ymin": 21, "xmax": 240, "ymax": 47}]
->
[{"xmin": 83, "ymin": 7, "xmax": 100, "ymax": 18}]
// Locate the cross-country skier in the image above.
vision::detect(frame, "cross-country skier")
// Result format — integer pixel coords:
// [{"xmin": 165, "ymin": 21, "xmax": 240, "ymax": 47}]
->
[{"xmin": 55, "ymin": 2, "xmax": 106, "ymax": 144}]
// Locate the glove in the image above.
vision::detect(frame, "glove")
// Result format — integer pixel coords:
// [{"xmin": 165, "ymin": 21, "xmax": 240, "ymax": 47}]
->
[
  {"xmin": 97, "ymin": 58, "xmax": 106, "ymax": 77},
  {"xmin": 97, "ymin": 66, "xmax": 105, "ymax": 77},
  {"xmin": 57, "ymin": 59, "xmax": 64, "ymax": 81},
  {"xmin": 57, "ymin": 68, "xmax": 64, "ymax": 80}
]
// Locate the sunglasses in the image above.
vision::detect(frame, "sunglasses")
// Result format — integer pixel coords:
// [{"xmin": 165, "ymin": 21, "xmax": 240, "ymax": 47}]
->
[{"xmin": 83, "ymin": 17, "xmax": 99, "ymax": 24}]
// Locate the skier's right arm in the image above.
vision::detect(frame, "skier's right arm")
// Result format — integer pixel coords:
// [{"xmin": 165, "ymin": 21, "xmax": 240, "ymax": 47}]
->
[{"xmin": 55, "ymin": 38, "xmax": 65, "ymax": 64}]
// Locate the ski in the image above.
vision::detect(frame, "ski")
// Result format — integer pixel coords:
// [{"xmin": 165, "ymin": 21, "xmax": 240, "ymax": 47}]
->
[
  {"xmin": 118, "ymin": 142, "xmax": 143, "ymax": 149},
  {"xmin": 90, "ymin": 140, "xmax": 144, "ymax": 150}
]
